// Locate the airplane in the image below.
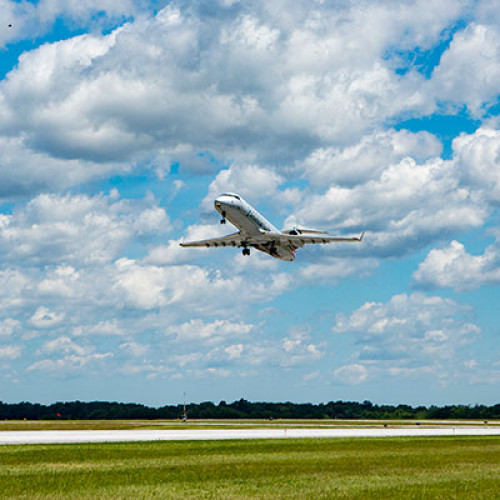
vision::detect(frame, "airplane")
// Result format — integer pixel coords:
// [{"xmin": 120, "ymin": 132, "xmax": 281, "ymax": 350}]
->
[{"xmin": 180, "ymin": 193, "xmax": 364, "ymax": 261}]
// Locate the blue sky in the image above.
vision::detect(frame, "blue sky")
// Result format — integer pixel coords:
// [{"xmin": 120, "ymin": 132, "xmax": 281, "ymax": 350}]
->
[{"xmin": 0, "ymin": 0, "xmax": 500, "ymax": 407}]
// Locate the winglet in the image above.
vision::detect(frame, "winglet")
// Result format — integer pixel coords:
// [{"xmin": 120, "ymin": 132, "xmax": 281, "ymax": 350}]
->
[{"xmin": 357, "ymin": 231, "xmax": 365, "ymax": 242}]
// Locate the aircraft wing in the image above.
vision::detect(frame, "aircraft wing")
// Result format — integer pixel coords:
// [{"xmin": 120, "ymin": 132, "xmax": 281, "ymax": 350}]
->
[
  {"xmin": 263, "ymin": 231, "xmax": 364, "ymax": 247},
  {"xmin": 179, "ymin": 232, "xmax": 244, "ymax": 248}
]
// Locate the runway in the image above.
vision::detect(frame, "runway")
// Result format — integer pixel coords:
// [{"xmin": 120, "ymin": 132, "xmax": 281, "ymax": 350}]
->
[{"xmin": 1, "ymin": 427, "xmax": 500, "ymax": 445}]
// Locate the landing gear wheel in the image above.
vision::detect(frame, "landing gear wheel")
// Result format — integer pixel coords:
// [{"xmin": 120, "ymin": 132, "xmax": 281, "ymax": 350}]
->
[
  {"xmin": 242, "ymin": 248, "xmax": 250, "ymax": 256},
  {"xmin": 220, "ymin": 218, "xmax": 226, "ymax": 224},
  {"xmin": 220, "ymin": 211, "xmax": 226, "ymax": 224}
]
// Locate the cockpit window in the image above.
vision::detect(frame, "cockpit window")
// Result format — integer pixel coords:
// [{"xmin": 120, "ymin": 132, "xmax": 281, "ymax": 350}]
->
[{"xmin": 222, "ymin": 193, "xmax": 240, "ymax": 200}]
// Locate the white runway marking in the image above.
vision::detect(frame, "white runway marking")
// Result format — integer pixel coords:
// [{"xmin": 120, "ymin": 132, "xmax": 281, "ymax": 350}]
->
[{"xmin": 1, "ymin": 427, "xmax": 500, "ymax": 445}]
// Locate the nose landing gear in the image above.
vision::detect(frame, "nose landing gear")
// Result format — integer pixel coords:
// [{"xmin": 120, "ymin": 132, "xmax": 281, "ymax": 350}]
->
[{"xmin": 220, "ymin": 211, "xmax": 226, "ymax": 224}]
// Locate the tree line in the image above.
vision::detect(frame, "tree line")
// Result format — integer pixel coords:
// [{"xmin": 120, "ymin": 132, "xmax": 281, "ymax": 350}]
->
[{"xmin": 0, "ymin": 399, "xmax": 499, "ymax": 420}]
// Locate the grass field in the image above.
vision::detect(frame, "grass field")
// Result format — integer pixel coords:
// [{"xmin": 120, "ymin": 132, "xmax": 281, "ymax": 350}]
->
[
  {"xmin": 0, "ymin": 436, "xmax": 499, "ymax": 499},
  {"xmin": 0, "ymin": 419, "xmax": 498, "ymax": 431}
]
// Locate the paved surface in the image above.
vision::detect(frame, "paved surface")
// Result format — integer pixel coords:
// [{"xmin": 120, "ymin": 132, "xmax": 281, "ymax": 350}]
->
[{"xmin": 1, "ymin": 427, "xmax": 500, "ymax": 445}]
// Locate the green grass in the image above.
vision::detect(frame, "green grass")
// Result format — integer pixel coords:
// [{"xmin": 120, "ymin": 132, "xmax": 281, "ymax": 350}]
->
[
  {"xmin": 0, "ymin": 437, "xmax": 499, "ymax": 499},
  {"xmin": 0, "ymin": 419, "xmax": 497, "ymax": 431}
]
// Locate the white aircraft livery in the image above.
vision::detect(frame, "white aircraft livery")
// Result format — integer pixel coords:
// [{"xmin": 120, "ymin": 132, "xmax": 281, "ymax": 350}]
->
[{"xmin": 180, "ymin": 193, "xmax": 364, "ymax": 261}]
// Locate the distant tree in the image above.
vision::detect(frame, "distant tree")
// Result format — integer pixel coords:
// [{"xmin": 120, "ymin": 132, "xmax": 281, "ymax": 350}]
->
[{"xmin": 0, "ymin": 399, "xmax": 498, "ymax": 421}]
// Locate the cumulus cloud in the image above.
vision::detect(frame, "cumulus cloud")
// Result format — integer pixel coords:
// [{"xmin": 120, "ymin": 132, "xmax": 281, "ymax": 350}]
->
[
  {"xmin": 0, "ymin": 344, "xmax": 22, "ymax": 359},
  {"xmin": 1, "ymin": 0, "xmax": 500, "ymax": 393},
  {"xmin": 203, "ymin": 164, "xmax": 284, "ymax": 210},
  {"xmin": 432, "ymin": 24, "xmax": 500, "ymax": 117},
  {"xmin": 0, "ymin": 192, "xmax": 170, "ymax": 265},
  {"xmin": 0, "ymin": 0, "xmax": 472, "ymax": 179},
  {"xmin": 28, "ymin": 335, "xmax": 113, "ymax": 372},
  {"xmin": 0, "ymin": 269, "xmax": 30, "ymax": 312},
  {"xmin": 164, "ymin": 323, "xmax": 324, "ymax": 374},
  {"xmin": 0, "ymin": 0, "xmax": 139, "ymax": 48},
  {"xmin": 167, "ymin": 319, "xmax": 254, "ymax": 345},
  {"xmin": 279, "ymin": 326, "xmax": 324, "ymax": 367},
  {"xmin": 300, "ymin": 129, "xmax": 442, "ymax": 187},
  {"xmin": 453, "ymin": 127, "xmax": 500, "ymax": 203},
  {"xmin": 147, "ymin": 223, "xmax": 236, "ymax": 267},
  {"xmin": 72, "ymin": 320, "xmax": 124, "ymax": 337},
  {"xmin": 29, "ymin": 307, "xmax": 65, "ymax": 329},
  {"xmin": 114, "ymin": 258, "xmax": 292, "ymax": 313},
  {"xmin": 287, "ymin": 155, "xmax": 487, "ymax": 257},
  {"xmin": 0, "ymin": 137, "xmax": 129, "ymax": 200},
  {"xmin": 414, "ymin": 236, "xmax": 500, "ymax": 291},
  {"xmin": 28, "ymin": 351, "xmax": 113, "ymax": 373},
  {"xmin": 333, "ymin": 293, "xmax": 481, "ymax": 375},
  {"xmin": 299, "ymin": 257, "xmax": 378, "ymax": 284},
  {"xmin": 119, "ymin": 341, "xmax": 149, "ymax": 357},
  {"xmin": 0, "ymin": 186, "xmax": 298, "ymax": 382},
  {"xmin": 0, "ymin": 318, "xmax": 20, "ymax": 337},
  {"xmin": 333, "ymin": 364, "xmax": 368, "ymax": 385}
]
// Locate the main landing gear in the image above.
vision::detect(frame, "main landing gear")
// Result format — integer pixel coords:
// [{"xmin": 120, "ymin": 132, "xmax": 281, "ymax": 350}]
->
[{"xmin": 242, "ymin": 248, "xmax": 250, "ymax": 256}]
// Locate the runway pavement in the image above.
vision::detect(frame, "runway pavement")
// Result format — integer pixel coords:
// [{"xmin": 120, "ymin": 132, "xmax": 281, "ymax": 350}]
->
[{"xmin": 1, "ymin": 427, "xmax": 500, "ymax": 445}]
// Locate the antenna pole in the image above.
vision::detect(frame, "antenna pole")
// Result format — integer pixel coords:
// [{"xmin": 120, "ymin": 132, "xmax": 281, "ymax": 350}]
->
[{"xmin": 182, "ymin": 392, "xmax": 187, "ymax": 422}]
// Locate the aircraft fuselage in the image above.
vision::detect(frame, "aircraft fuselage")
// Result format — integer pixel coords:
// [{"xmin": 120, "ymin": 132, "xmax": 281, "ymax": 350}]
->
[{"xmin": 214, "ymin": 193, "xmax": 295, "ymax": 261}]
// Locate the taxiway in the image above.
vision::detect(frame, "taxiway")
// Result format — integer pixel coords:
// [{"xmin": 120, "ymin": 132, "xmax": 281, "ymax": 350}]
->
[{"xmin": 1, "ymin": 426, "xmax": 500, "ymax": 445}]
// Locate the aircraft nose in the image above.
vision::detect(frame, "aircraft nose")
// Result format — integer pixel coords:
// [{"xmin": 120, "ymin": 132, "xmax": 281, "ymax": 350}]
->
[
  {"xmin": 215, "ymin": 195, "xmax": 230, "ymax": 207},
  {"xmin": 214, "ymin": 196, "xmax": 228, "ymax": 213}
]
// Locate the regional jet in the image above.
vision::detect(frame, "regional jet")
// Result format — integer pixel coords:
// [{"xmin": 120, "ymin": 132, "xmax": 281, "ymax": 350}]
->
[{"xmin": 180, "ymin": 193, "xmax": 364, "ymax": 261}]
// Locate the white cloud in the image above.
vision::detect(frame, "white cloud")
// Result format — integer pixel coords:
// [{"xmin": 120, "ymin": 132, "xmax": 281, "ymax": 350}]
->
[
  {"xmin": 37, "ymin": 266, "xmax": 80, "ymax": 297},
  {"xmin": 29, "ymin": 306, "xmax": 65, "ymax": 329},
  {"xmin": 0, "ymin": 345, "xmax": 22, "ymax": 359},
  {"xmin": 333, "ymin": 292, "xmax": 481, "ymax": 369},
  {"xmin": 147, "ymin": 224, "xmax": 231, "ymax": 266},
  {"xmin": 1, "ymin": 0, "xmax": 500, "ymax": 394},
  {"xmin": 114, "ymin": 258, "xmax": 292, "ymax": 312},
  {"xmin": 36, "ymin": 0, "xmax": 137, "ymax": 23},
  {"xmin": 300, "ymin": 129, "xmax": 442, "ymax": 187},
  {"xmin": 209, "ymin": 326, "xmax": 325, "ymax": 368},
  {"xmin": 432, "ymin": 24, "xmax": 500, "ymax": 117},
  {"xmin": 279, "ymin": 326, "xmax": 323, "ymax": 367},
  {"xmin": 0, "ymin": 270, "xmax": 30, "ymax": 311},
  {"xmin": 453, "ymin": 127, "xmax": 500, "ymax": 203},
  {"xmin": 203, "ymin": 164, "xmax": 284, "ymax": 211},
  {"xmin": 119, "ymin": 341, "xmax": 149, "ymax": 357},
  {"xmin": 29, "ymin": 335, "xmax": 114, "ymax": 372},
  {"xmin": 162, "ymin": 323, "xmax": 324, "ymax": 373},
  {"xmin": 28, "ymin": 352, "xmax": 113, "ymax": 372},
  {"xmin": 169, "ymin": 352, "xmax": 203, "ymax": 368},
  {"xmin": 39, "ymin": 336, "xmax": 86, "ymax": 355},
  {"xmin": 299, "ymin": 257, "xmax": 378, "ymax": 285},
  {"xmin": 73, "ymin": 320, "xmax": 124, "ymax": 337},
  {"xmin": 0, "ymin": 0, "xmax": 472, "ymax": 177},
  {"xmin": 414, "ymin": 236, "xmax": 500, "ymax": 291},
  {"xmin": 0, "ymin": 0, "xmax": 139, "ymax": 48},
  {"xmin": 333, "ymin": 364, "xmax": 368, "ymax": 385},
  {"xmin": 167, "ymin": 319, "xmax": 254, "ymax": 345},
  {"xmin": 0, "ymin": 318, "xmax": 20, "ymax": 337},
  {"xmin": 225, "ymin": 344, "xmax": 244, "ymax": 360},
  {"xmin": 0, "ymin": 137, "xmax": 126, "ymax": 200},
  {"xmin": 287, "ymin": 156, "xmax": 487, "ymax": 257},
  {"xmin": 0, "ymin": 192, "xmax": 170, "ymax": 265}
]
